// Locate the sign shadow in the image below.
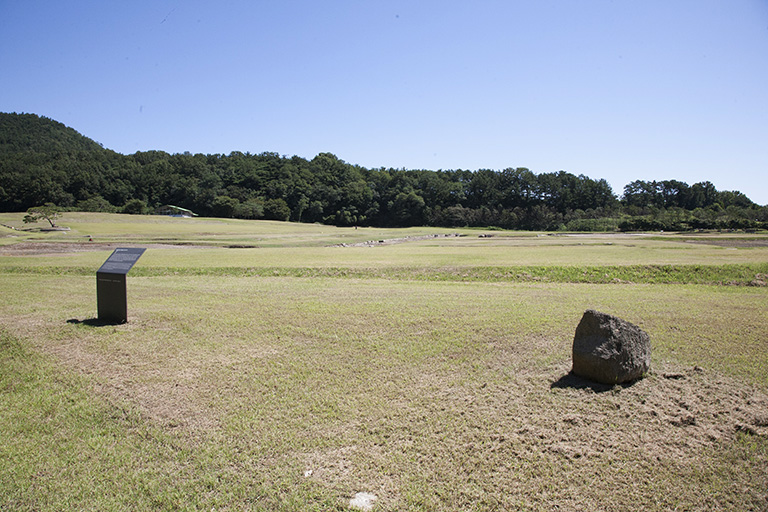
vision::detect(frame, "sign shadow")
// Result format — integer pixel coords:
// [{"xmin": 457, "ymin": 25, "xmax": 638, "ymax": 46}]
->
[{"xmin": 66, "ymin": 318, "xmax": 125, "ymax": 327}]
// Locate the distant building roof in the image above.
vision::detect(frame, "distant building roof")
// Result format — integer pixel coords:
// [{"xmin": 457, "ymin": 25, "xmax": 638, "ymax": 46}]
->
[{"xmin": 155, "ymin": 205, "xmax": 198, "ymax": 217}]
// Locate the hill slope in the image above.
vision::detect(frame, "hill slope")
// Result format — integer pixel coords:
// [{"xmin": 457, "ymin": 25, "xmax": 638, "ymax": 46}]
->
[
  {"xmin": 0, "ymin": 112, "xmax": 764, "ymax": 229},
  {"xmin": 0, "ymin": 113, "xmax": 105, "ymax": 154}
]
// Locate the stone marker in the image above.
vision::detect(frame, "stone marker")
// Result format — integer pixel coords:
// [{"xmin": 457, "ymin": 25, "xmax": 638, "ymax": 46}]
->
[
  {"xmin": 572, "ymin": 309, "xmax": 651, "ymax": 384},
  {"xmin": 349, "ymin": 492, "xmax": 377, "ymax": 511}
]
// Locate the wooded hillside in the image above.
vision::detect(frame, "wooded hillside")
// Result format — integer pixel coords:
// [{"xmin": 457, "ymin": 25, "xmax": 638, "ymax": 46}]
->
[{"xmin": 1, "ymin": 113, "xmax": 765, "ymax": 230}]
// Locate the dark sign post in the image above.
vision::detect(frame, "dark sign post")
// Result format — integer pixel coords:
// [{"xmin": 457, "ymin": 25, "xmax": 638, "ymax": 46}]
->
[{"xmin": 97, "ymin": 248, "xmax": 145, "ymax": 324}]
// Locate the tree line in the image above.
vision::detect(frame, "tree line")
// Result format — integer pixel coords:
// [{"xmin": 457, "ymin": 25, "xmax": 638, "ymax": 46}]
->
[{"xmin": 2, "ymin": 113, "xmax": 766, "ymax": 231}]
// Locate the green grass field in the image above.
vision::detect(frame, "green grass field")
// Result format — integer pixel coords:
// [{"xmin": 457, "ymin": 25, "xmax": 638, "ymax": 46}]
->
[{"xmin": 1, "ymin": 213, "xmax": 767, "ymax": 511}]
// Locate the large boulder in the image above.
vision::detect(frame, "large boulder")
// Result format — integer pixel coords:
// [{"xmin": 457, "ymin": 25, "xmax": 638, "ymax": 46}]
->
[{"xmin": 572, "ymin": 310, "xmax": 651, "ymax": 384}]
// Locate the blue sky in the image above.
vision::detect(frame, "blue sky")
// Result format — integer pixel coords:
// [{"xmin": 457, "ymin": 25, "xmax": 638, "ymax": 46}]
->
[{"xmin": 2, "ymin": 0, "xmax": 767, "ymax": 205}]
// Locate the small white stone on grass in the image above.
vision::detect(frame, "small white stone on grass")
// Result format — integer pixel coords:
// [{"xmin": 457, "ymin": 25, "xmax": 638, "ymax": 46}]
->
[{"xmin": 349, "ymin": 492, "xmax": 377, "ymax": 511}]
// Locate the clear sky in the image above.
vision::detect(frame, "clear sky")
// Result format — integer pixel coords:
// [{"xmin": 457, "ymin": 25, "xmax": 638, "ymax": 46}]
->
[{"xmin": 2, "ymin": 0, "xmax": 767, "ymax": 205}]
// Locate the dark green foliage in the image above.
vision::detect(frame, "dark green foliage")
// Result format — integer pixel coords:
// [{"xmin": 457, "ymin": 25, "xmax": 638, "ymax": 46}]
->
[
  {"xmin": 0, "ymin": 113, "xmax": 104, "ymax": 153},
  {"xmin": 75, "ymin": 195, "xmax": 117, "ymax": 213},
  {"xmin": 621, "ymin": 179, "xmax": 752, "ymax": 210},
  {"xmin": 121, "ymin": 198, "xmax": 149, "ymax": 215},
  {"xmin": 263, "ymin": 198, "xmax": 291, "ymax": 221},
  {"xmin": 1, "ymin": 113, "xmax": 765, "ymax": 230},
  {"xmin": 23, "ymin": 203, "xmax": 61, "ymax": 227}
]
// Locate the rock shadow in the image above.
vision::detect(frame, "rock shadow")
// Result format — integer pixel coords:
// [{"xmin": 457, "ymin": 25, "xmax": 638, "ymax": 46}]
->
[
  {"xmin": 66, "ymin": 318, "xmax": 125, "ymax": 327},
  {"xmin": 550, "ymin": 371, "xmax": 638, "ymax": 394}
]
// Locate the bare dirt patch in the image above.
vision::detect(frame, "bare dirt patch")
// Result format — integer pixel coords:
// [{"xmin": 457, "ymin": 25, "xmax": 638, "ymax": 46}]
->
[
  {"xmin": 330, "ymin": 233, "xmax": 462, "ymax": 247},
  {"xmin": 0, "ymin": 242, "xmax": 205, "ymax": 256},
  {"xmin": 682, "ymin": 237, "xmax": 768, "ymax": 248},
  {"xmin": 548, "ymin": 364, "xmax": 768, "ymax": 455}
]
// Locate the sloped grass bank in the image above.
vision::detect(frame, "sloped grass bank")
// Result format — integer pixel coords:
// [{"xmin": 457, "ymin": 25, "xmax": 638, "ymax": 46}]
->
[
  {"xmin": 0, "ymin": 328, "xmax": 198, "ymax": 510},
  {"xmin": 2, "ymin": 263, "xmax": 767, "ymax": 286},
  {"xmin": 0, "ymin": 328, "xmax": 341, "ymax": 511}
]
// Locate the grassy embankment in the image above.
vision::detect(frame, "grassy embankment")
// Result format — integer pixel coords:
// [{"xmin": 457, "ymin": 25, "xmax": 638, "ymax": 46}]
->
[{"xmin": 1, "ymin": 212, "xmax": 767, "ymax": 510}]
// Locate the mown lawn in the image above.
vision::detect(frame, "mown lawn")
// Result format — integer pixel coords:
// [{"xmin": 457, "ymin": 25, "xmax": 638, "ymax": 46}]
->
[{"xmin": 1, "ymin": 215, "xmax": 767, "ymax": 510}]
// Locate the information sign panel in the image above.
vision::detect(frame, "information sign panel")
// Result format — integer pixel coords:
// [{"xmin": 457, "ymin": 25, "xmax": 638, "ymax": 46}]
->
[
  {"xmin": 97, "ymin": 248, "xmax": 145, "ymax": 324},
  {"xmin": 97, "ymin": 248, "xmax": 146, "ymax": 274}
]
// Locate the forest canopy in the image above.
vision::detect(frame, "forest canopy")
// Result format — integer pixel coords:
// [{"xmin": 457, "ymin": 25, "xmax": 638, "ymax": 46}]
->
[{"xmin": 1, "ymin": 112, "xmax": 765, "ymax": 231}]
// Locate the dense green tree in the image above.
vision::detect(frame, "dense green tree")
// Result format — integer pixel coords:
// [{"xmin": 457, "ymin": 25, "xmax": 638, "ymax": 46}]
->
[
  {"xmin": 263, "ymin": 198, "xmax": 291, "ymax": 221},
  {"xmin": 390, "ymin": 191, "xmax": 426, "ymax": 226},
  {"xmin": 211, "ymin": 195, "xmax": 239, "ymax": 218},
  {"xmin": 122, "ymin": 198, "xmax": 149, "ymax": 215},
  {"xmin": 2, "ymin": 112, "xmax": 764, "ymax": 231},
  {"xmin": 75, "ymin": 195, "xmax": 117, "ymax": 212},
  {"xmin": 233, "ymin": 198, "xmax": 264, "ymax": 219},
  {"xmin": 23, "ymin": 203, "xmax": 61, "ymax": 227}
]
